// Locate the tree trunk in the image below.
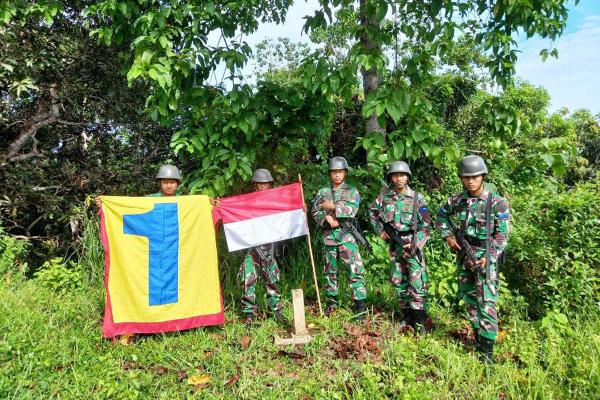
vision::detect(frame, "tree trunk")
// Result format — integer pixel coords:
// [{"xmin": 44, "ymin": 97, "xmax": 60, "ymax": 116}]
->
[
  {"xmin": 2, "ymin": 84, "xmax": 59, "ymax": 165},
  {"xmin": 359, "ymin": 0, "xmax": 385, "ymax": 138}
]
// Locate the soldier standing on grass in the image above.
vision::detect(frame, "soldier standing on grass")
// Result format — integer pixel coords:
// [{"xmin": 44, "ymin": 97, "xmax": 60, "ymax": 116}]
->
[
  {"xmin": 238, "ymin": 169, "xmax": 284, "ymax": 325},
  {"xmin": 368, "ymin": 161, "xmax": 431, "ymax": 334},
  {"xmin": 95, "ymin": 164, "xmax": 183, "ymax": 344},
  {"xmin": 436, "ymin": 155, "xmax": 510, "ymax": 363},
  {"xmin": 311, "ymin": 156, "xmax": 367, "ymax": 320}
]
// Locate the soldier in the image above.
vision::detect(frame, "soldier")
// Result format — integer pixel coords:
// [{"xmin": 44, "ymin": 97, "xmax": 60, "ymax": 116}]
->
[
  {"xmin": 311, "ymin": 156, "xmax": 367, "ymax": 320},
  {"xmin": 95, "ymin": 164, "xmax": 181, "ymax": 207},
  {"xmin": 239, "ymin": 169, "xmax": 283, "ymax": 324},
  {"xmin": 368, "ymin": 161, "xmax": 431, "ymax": 333},
  {"xmin": 436, "ymin": 155, "xmax": 510, "ymax": 363},
  {"xmin": 95, "ymin": 164, "xmax": 182, "ymax": 344}
]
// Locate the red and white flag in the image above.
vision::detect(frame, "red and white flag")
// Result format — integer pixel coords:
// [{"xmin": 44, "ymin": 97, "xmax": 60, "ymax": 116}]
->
[{"xmin": 213, "ymin": 182, "xmax": 308, "ymax": 251}]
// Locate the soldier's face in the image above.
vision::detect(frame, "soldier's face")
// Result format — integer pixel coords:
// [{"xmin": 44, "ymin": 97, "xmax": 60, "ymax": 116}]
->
[
  {"xmin": 254, "ymin": 182, "xmax": 273, "ymax": 191},
  {"xmin": 329, "ymin": 169, "xmax": 346, "ymax": 185},
  {"xmin": 160, "ymin": 179, "xmax": 179, "ymax": 196},
  {"xmin": 460, "ymin": 174, "xmax": 484, "ymax": 193},
  {"xmin": 390, "ymin": 173, "xmax": 409, "ymax": 189}
]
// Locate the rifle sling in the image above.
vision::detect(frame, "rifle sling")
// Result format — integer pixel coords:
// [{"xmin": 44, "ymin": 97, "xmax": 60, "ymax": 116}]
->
[
  {"xmin": 410, "ymin": 192, "xmax": 419, "ymax": 256},
  {"xmin": 484, "ymin": 193, "xmax": 493, "ymax": 282},
  {"xmin": 255, "ymin": 244, "xmax": 275, "ymax": 264}
]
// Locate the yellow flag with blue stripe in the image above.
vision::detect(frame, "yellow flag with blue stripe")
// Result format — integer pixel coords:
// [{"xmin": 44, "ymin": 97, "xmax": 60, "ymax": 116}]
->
[{"xmin": 99, "ymin": 195, "xmax": 224, "ymax": 337}]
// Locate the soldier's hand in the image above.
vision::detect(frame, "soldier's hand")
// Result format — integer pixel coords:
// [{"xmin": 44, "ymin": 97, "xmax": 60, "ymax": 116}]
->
[
  {"xmin": 402, "ymin": 243, "xmax": 412, "ymax": 258},
  {"xmin": 446, "ymin": 235, "xmax": 461, "ymax": 251},
  {"xmin": 380, "ymin": 231, "xmax": 390, "ymax": 241},
  {"xmin": 464, "ymin": 258, "xmax": 477, "ymax": 271},
  {"xmin": 95, "ymin": 196, "xmax": 103, "ymax": 208},
  {"xmin": 302, "ymin": 203, "xmax": 308, "ymax": 213},
  {"xmin": 320, "ymin": 200, "xmax": 336, "ymax": 211},
  {"xmin": 210, "ymin": 197, "xmax": 221, "ymax": 208},
  {"xmin": 477, "ymin": 257, "xmax": 486, "ymax": 268},
  {"xmin": 325, "ymin": 215, "xmax": 339, "ymax": 228}
]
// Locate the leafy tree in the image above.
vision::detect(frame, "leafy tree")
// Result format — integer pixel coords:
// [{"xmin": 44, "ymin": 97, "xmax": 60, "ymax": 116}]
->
[
  {"xmin": 302, "ymin": 0, "xmax": 578, "ymax": 170},
  {"xmin": 0, "ymin": 1, "xmax": 174, "ymax": 263},
  {"xmin": 83, "ymin": 0, "xmax": 579, "ymax": 194}
]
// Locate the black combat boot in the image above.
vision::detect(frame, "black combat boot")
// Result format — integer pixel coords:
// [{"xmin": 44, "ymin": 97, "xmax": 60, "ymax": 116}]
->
[
  {"xmin": 325, "ymin": 298, "xmax": 338, "ymax": 316},
  {"xmin": 273, "ymin": 309, "xmax": 285, "ymax": 323},
  {"xmin": 243, "ymin": 313, "xmax": 254, "ymax": 325},
  {"xmin": 473, "ymin": 332, "xmax": 482, "ymax": 351},
  {"xmin": 478, "ymin": 337, "xmax": 494, "ymax": 364},
  {"xmin": 412, "ymin": 309, "xmax": 429, "ymax": 335},
  {"xmin": 354, "ymin": 300, "xmax": 367, "ymax": 321},
  {"xmin": 398, "ymin": 308, "xmax": 414, "ymax": 330}
]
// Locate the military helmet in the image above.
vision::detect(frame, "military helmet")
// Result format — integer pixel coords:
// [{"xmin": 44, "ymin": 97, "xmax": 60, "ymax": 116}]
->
[
  {"xmin": 387, "ymin": 160, "xmax": 412, "ymax": 178},
  {"xmin": 156, "ymin": 165, "xmax": 182, "ymax": 181},
  {"xmin": 458, "ymin": 155, "xmax": 488, "ymax": 177},
  {"xmin": 328, "ymin": 156, "xmax": 349, "ymax": 171},
  {"xmin": 252, "ymin": 168, "xmax": 274, "ymax": 183}
]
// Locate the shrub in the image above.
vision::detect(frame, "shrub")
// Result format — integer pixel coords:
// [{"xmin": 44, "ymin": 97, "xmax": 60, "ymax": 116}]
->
[
  {"xmin": 505, "ymin": 177, "xmax": 600, "ymax": 316},
  {"xmin": 34, "ymin": 257, "xmax": 83, "ymax": 293},
  {"xmin": 0, "ymin": 223, "xmax": 29, "ymax": 282}
]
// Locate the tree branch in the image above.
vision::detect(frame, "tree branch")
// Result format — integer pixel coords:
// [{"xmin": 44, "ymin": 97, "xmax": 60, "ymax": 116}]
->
[{"xmin": 2, "ymin": 84, "xmax": 60, "ymax": 164}]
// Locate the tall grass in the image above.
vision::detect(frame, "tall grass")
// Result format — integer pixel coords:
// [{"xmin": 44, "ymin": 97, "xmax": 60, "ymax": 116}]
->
[
  {"xmin": 12, "ymin": 206, "xmax": 593, "ymax": 398},
  {"xmin": 1, "ymin": 274, "xmax": 598, "ymax": 399}
]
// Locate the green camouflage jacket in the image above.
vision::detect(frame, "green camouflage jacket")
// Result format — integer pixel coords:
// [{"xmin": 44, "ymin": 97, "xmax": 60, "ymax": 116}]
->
[
  {"xmin": 436, "ymin": 189, "xmax": 510, "ymax": 263},
  {"xmin": 311, "ymin": 182, "xmax": 361, "ymax": 245},
  {"xmin": 368, "ymin": 186, "xmax": 431, "ymax": 251}
]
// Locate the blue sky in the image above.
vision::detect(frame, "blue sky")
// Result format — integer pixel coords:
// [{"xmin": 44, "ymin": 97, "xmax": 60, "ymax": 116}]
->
[
  {"xmin": 515, "ymin": 0, "xmax": 600, "ymax": 113},
  {"xmin": 235, "ymin": 0, "xmax": 600, "ymax": 114}
]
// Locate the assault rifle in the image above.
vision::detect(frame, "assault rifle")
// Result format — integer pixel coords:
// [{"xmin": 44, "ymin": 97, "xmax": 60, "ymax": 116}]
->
[
  {"xmin": 315, "ymin": 193, "xmax": 372, "ymax": 253},
  {"xmin": 445, "ymin": 216, "xmax": 479, "ymax": 269},
  {"xmin": 340, "ymin": 219, "xmax": 372, "ymax": 253},
  {"xmin": 382, "ymin": 222, "xmax": 415, "ymax": 257}
]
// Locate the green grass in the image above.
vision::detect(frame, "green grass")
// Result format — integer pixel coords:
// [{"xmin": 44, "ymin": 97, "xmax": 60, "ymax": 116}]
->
[{"xmin": 1, "ymin": 275, "xmax": 598, "ymax": 399}]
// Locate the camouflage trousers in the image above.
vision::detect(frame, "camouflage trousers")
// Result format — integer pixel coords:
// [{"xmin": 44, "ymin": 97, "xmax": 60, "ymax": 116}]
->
[
  {"xmin": 240, "ymin": 248, "xmax": 282, "ymax": 316},
  {"xmin": 458, "ymin": 248, "xmax": 499, "ymax": 341},
  {"xmin": 322, "ymin": 241, "xmax": 367, "ymax": 304},
  {"xmin": 390, "ymin": 244, "xmax": 428, "ymax": 310}
]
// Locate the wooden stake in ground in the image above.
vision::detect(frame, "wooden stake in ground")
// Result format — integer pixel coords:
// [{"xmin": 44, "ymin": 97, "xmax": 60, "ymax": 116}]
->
[
  {"xmin": 274, "ymin": 289, "xmax": 312, "ymax": 345},
  {"xmin": 298, "ymin": 174, "xmax": 323, "ymax": 316},
  {"xmin": 292, "ymin": 289, "xmax": 309, "ymax": 336}
]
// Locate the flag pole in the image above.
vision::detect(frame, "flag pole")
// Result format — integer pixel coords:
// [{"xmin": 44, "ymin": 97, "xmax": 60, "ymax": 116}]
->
[{"xmin": 298, "ymin": 174, "xmax": 323, "ymax": 316}]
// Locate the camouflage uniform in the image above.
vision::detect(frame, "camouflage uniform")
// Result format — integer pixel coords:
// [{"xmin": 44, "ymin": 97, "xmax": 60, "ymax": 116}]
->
[
  {"xmin": 239, "ymin": 243, "xmax": 282, "ymax": 316},
  {"xmin": 368, "ymin": 187, "xmax": 431, "ymax": 310},
  {"xmin": 436, "ymin": 189, "xmax": 510, "ymax": 341},
  {"xmin": 311, "ymin": 182, "xmax": 367, "ymax": 305}
]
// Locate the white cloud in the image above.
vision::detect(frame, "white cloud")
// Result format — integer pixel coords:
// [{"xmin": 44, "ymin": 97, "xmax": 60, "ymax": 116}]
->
[{"xmin": 516, "ymin": 14, "xmax": 600, "ymax": 114}]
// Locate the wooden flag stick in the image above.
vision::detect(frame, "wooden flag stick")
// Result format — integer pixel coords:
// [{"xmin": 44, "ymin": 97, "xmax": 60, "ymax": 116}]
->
[{"xmin": 298, "ymin": 174, "xmax": 323, "ymax": 316}]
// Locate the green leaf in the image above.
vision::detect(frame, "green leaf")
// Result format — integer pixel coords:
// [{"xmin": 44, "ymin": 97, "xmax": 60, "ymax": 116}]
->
[
  {"xmin": 375, "ymin": 2, "xmax": 388, "ymax": 22},
  {"xmin": 141, "ymin": 50, "xmax": 154, "ymax": 64},
  {"xmin": 150, "ymin": 108, "xmax": 158, "ymax": 122},
  {"xmin": 412, "ymin": 130, "xmax": 427, "ymax": 143},
  {"xmin": 159, "ymin": 35, "xmax": 170, "ymax": 49},
  {"xmin": 540, "ymin": 154, "xmax": 554, "ymax": 167},
  {"xmin": 127, "ymin": 64, "xmax": 144, "ymax": 84},
  {"xmin": 386, "ymin": 103, "xmax": 403, "ymax": 124},
  {"xmin": 168, "ymin": 96, "xmax": 178, "ymax": 111},
  {"xmin": 393, "ymin": 141, "xmax": 404, "ymax": 159},
  {"xmin": 430, "ymin": 0, "xmax": 442, "ymax": 16}
]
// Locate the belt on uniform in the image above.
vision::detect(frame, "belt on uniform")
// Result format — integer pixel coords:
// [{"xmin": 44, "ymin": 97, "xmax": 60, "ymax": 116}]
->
[{"xmin": 465, "ymin": 236, "xmax": 486, "ymax": 247}]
